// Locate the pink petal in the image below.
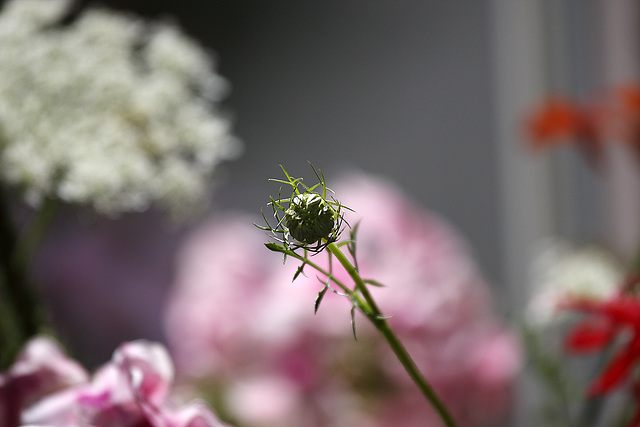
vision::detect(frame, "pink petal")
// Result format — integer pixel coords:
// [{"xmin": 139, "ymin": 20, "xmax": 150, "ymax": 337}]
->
[
  {"xmin": 113, "ymin": 340, "xmax": 174, "ymax": 406},
  {"xmin": 0, "ymin": 336, "xmax": 89, "ymax": 426}
]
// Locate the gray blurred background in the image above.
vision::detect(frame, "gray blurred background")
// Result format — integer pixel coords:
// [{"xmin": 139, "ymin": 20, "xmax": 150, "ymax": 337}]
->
[
  {"xmin": 104, "ymin": 0, "xmax": 503, "ymax": 286},
  {"xmin": 64, "ymin": 0, "xmax": 613, "ymax": 316},
  {"xmin": 108, "ymin": 0, "xmax": 605, "ymax": 308}
]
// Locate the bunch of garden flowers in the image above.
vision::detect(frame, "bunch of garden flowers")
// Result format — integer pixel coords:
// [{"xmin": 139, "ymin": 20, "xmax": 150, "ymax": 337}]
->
[
  {"xmin": 526, "ymin": 244, "xmax": 640, "ymax": 427},
  {"xmin": 0, "ymin": 0, "xmax": 239, "ymax": 214},
  {"xmin": 561, "ymin": 275, "xmax": 640, "ymax": 423},
  {"xmin": 165, "ymin": 171, "xmax": 521, "ymax": 427},
  {"xmin": 0, "ymin": 0, "xmax": 239, "ymax": 367},
  {"xmin": 525, "ymin": 84, "xmax": 640, "ymax": 426},
  {"xmin": 0, "ymin": 2, "xmax": 238, "ymax": 425},
  {"xmin": 0, "ymin": 336, "xmax": 230, "ymax": 426}
]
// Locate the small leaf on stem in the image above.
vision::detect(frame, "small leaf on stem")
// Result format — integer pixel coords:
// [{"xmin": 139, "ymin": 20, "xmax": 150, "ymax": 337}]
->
[
  {"xmin": 264, "ymin": 242, "xmax": 285, "ymax": 252},
  {"xmin": 350, "ymin": 305, "xmax": 358, "ymax": 341},
  {"xmin": 293, "ymin": 264, "xmax": 306, "ymax": 281},
  {"xmin": 348, "ymin": 221, "xmax": 361, "ymax": 271},
  {"xmin": 363, "ymin": 279, "xmax": 386, "ymax": 287},
  {"xmin": 315, "ymin": 286, "xmax": 328, "ymax": 314}
]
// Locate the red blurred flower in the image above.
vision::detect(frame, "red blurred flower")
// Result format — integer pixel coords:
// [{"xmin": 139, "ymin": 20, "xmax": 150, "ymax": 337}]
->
[
  {"xmin": 562, "ymin": 292, "xmax": 640, "ymax": 426},
  {"xmin": 610, "ymin": 84, "xmax": 640, "ymax": 137},
  {"xmin": 606, "ymin": 84, "xmax": 640, "ymax": 163},
  {"xmin": 526, "ymin": 98, "xmax": 586, "ymax": 146},
  {"xmin": 524, "ymin": 83, "xmax": 640, "ymax": 168},
  {"xmin": 525, "ymin": 97, "xmax": 603, "ymax": 165}
]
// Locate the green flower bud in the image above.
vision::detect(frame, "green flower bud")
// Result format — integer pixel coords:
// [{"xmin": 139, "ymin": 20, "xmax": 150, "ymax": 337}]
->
[{"xmin": 285, "ymin": 193, "xmax": 336, "ymax": 244}]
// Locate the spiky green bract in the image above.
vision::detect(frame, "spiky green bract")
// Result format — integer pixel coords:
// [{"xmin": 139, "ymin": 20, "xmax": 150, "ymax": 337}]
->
[
  {"xmin": 285, "ymin": 193, "xmax": 335, "ymax": 244},
  {"xmin": 257, "ymin": 163, "xmax": 349, "ymax": 254}
]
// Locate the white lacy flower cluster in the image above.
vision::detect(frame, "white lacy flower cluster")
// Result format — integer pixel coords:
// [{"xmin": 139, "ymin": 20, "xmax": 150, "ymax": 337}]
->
[
  {"xmin": 526, "ymin": 238, "xmax": 624, "ymax": 326},
  {"xmin": 0, "ymin": 0, "xmax": 240, "ymax": 214}
]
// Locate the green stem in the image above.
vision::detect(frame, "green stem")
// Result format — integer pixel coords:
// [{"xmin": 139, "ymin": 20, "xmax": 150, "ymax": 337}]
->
[
  {"xmin": 276, "ymin": 246, "xmax": 369, "ymax": 309},
  {"xmin": 326, "ymin": 242, "xmax": 458, "ymax": 427},
  {"xmin": 0, "ymin": 192, "xmax": 57, "ymax": 367},
  {"xmin": 12, "ymin": 197, "xmax": 58, "ymax": 273},
  {"xmin": 0, "ymin": 270, "xmax": 23, "ymax": 369}
]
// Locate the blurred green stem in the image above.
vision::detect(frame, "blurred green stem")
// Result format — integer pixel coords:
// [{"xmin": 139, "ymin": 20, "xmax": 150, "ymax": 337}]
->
[
  {"xmin": 0, "ymin": 189, "xmax": 57, "ymax": 367},
  {"xmin": 325, "ymin": 242, "xmax": 458, "ymax": 427},
  {"xmin": 268, "ymin": 238, "xmax": 458, "ymax": 426},
  {"xmin": 12, "ymin": 196, "xmax": 58, "ymax": 274}
]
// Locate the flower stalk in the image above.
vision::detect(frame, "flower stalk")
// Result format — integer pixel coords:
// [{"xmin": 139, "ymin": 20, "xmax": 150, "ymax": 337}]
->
[
  {"xmin": 325, "ymin": 241, "xmax": 458, "ymax": 427},
  {"xmin": 258, "ymin": 164, "xmax": 458, "ymax": 427},
  {"xmin": 0, "ymin": 188, "xmax": 56, "ymax": 368}
]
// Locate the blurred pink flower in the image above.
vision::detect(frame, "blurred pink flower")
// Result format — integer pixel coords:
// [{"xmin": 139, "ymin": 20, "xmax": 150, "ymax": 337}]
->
[
  {"xmin": 0, "ymin": 336, "xmax": 88, "ymax": 427},
  {"xmin": 165, "ymin": 173, "xmax": 521, "ymax": 427},
  {"xmin": 0, "ymin": 336, "xmax": 230, "ymax": 427}
]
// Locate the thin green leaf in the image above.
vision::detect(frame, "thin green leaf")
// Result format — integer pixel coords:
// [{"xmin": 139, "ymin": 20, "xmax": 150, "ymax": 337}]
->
[
  {"xmin": 305, "ymin": 184, "xmax": 321, "ymax": 195},
  {"xmin": 309, "ymin": 162, "xmax": 327, "ymax": 198},
  {"xmin": 363, "ymin": 279, "xmax": 385, "ymax": 287},
  {"xmin": 259, "ymin": 209, "xmax": 272, "ymax": 228},
  {"xmin": 350, "ymin": 305, "xmax": 358, "ymax": 341},
  {"xmin": 314, "ymin": 286, "xmax": 329, "ymax": 314},
  {"xmin": 348, "ymin": 221, "xmax": 360, "ymax": 271},
  {"xmin": 334, "ymin": 202, "xmax": 353, "ymax": 212},
  {"xmin": 279, "ymin": 165, "xmax": 302, "ymax": 195},
  {"xmin": 349, "ymin": 221, "xmax": 360, "ymax": 243},
  {"xmin": 268, "ymin": 178, "xmax": 294, "ymax": 185},
  {"xmin": 265, "ymin": 242, "xmax": 287, "ymax": 253},
  {"xmin": 292, "ymin": 263, "xmax": 306, "ymax": 281}
]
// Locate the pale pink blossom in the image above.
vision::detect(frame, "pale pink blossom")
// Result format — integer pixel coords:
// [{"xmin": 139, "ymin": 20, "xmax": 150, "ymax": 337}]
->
[
  {"xmin": 1, "ymin": 336, "xmax": 230, "ymax": 427},
  {"xmin": 330, "ymin": 175, "xmax": 522, "ymax": 425},
  {"xmin": 165, "ymin": 173, "xmax": 521, "ymax": 427},
  {"xmin": 164, "ymin": 213, "xmax": 318, "ymax": 379},
  {"xmin": 0, "ymin": 336, "xmax": 88, "ymax": 427}
]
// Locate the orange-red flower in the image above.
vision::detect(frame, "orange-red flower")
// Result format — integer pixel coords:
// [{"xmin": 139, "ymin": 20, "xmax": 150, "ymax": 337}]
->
[
  {"xmin": 610, "ymin": 84, "xmax": 640, "ymax": 137},
  {"xmin": 605, "ymin": 84, "xmax": 640, "ymax": 163},
  {"xmin": 526, "ymin": 84, "xmax": 640, "ymax": 153},
  {"xmin": 525, "ymin": 96, "xmax": 604, "ymax": 166},
  {"xmin": 526, "ymin": 98, "xmax": 585, "ymax": 148}
]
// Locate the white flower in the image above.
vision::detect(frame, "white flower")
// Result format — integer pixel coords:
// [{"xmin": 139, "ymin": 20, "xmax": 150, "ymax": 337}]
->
[
  {"xmin": 0, "ymin": 0, "xmax": 240, "ymax": 215},
  {"xmin": 526, "ymin": 238, "xmax": 623, "ymax": 326}
]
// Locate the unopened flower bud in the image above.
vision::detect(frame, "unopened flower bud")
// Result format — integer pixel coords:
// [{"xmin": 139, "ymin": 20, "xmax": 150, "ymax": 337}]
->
[{"xmin": 285, "ymin": 193, "xmax": 336, "ymax": 244}]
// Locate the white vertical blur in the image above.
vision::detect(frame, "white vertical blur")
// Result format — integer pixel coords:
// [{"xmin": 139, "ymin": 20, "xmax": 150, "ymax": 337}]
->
[
  {"xmin": 489, "ymin": 0, "xmax": 556, "ymax": 312},
  {"xmin": 601, "ymin": 0, "xmax": 640, "ymax": 260},
  {"xmin": 490, "ymin": 3, "xmax": 558, "ymax": 424}
]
